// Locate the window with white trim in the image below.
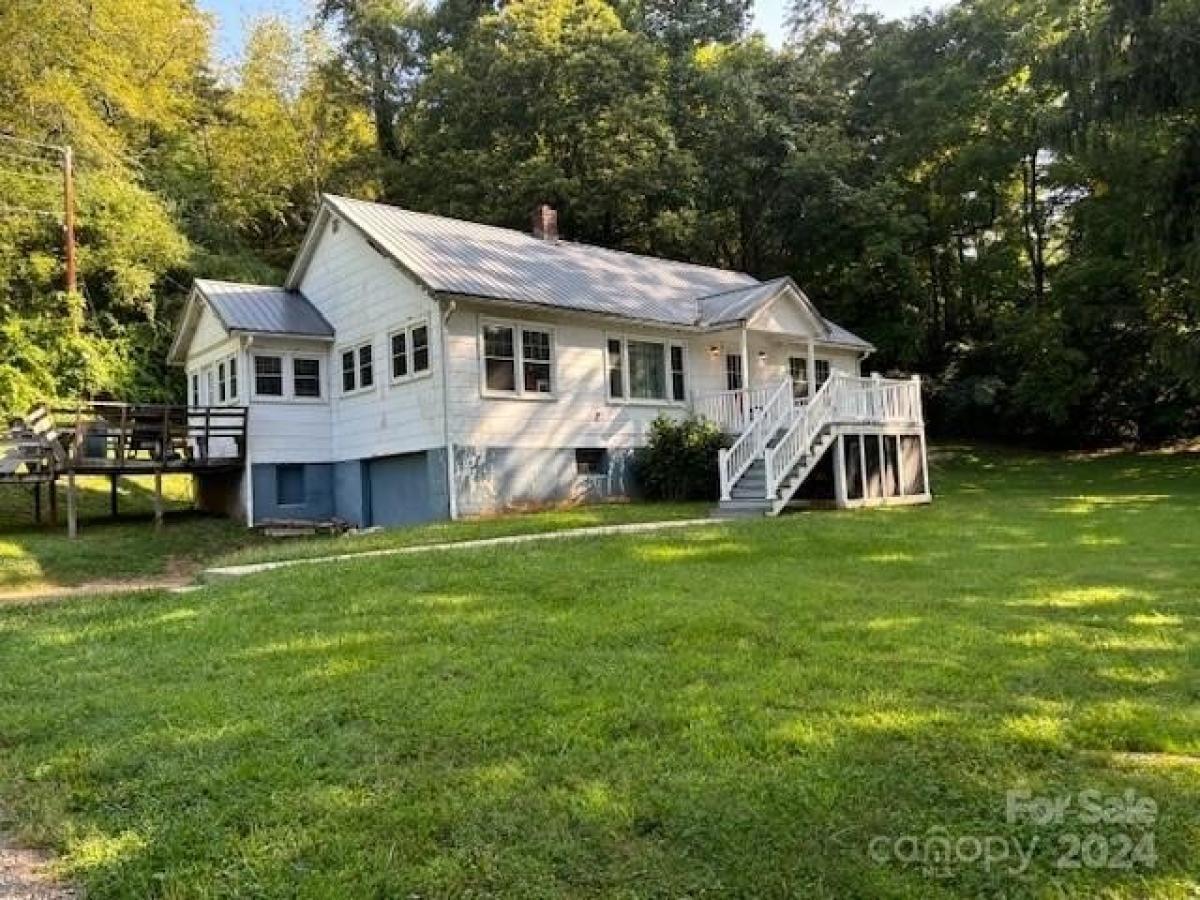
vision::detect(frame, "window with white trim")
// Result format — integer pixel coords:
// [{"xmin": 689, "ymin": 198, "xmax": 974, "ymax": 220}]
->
[
  {"xmin": 293, "ymin": 357, "xmax": 322, "ymax": 398},
  {"xmin": 607, "ymin": 339, "xmax": 623, "ymax": 399},
  {"xmin": 217, "ymin": 361, "xmax": 227, "ymax": 403},
  {"xmin": 390, "ymin": 319, "xmax": 431, "ymax": 382},
  {"xmin": 228, "ymin": 356, "xmax": 238, "ymax": 400},
  {"xmin": 190, "ymin": 373, "xmax": 200, "ymax": 406},
  {"xmin": 481, "ymin": 320, "xmax": 554, "ymax": 397},
  {"xmin": 341, "ymin": 341, "xmax": 374, "ymax": 394},
  {"xmin": 607, "ymin": 337, "xmax": 687, "ymax": 403},
  {"xmin": 253, "ymin": 354, "xmax": 283, "ymax": 397}
]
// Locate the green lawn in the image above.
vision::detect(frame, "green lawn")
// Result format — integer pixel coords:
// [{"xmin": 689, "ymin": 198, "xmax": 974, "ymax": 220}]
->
[
  {"xmin": 0, "ymin": 478, "xmax": 703, "ymax": 594},
  {"xmin": 0, "ymin": 475, "xmax": 259, "ymax": 593},
  {"xmin": 0, "ymin": 446, "xmax": 1197, "ymax": 897}
]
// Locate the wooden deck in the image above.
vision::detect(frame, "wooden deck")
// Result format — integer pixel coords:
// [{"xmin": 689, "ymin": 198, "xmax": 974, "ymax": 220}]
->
[{"xmin": 1, "ymin": 402, "xmax": 248, "ymax": 535}]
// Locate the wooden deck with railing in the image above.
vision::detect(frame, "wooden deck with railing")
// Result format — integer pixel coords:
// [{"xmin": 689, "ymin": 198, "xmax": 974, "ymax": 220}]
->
[{"xmin": 1, "ymin": 402, "xmax": 248, "ymax": 535}]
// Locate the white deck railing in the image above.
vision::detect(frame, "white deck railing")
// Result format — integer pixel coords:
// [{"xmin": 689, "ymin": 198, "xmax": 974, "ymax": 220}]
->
[
  {"xmin": 717, "ymin": 377, "xmax": 793, "ymax": 500},
  {"xmin": 693, "ymin": 385, "xmax": 778, "ymax": 434},
  {"xmin": 763, "ymin": 374, "xmax": 923, "ymax": 498}
]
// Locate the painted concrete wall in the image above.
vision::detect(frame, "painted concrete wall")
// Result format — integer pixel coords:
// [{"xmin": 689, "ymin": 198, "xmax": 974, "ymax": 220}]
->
[
  {"xmin": 363, "ymin": 449, "xmax": 450, "ymax": 526},
  {"xmin": 251, "ymin": 462, "xmax": 334, "ymax": 521},
  {"xmin": 454, "ymin": 445, "xmax": 635, "ymax": 516}
]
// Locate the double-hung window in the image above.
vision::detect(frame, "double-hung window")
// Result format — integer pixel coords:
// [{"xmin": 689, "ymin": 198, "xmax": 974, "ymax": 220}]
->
[
  {"xmin": 390, "ymin": 319, "xmax": 432, "ymax": 382},
  {"xmin": 228, "ymin": 357, "xmax": 238, "ymax": 400},
  {"xmin": 253, "ymin": 355, "xmax": 283, "ymax": 397},
  {"xmin": 217, "ymin": 361, "xmax": 227, "ymax": 403},
  {"xmin": 341, "ymin": 341, "xmax": 374, "ymax": 394},
  {"xmin": 481, "ymin": 320, "xmax": 554, "ymax": 397},
  {"xmin": 293, "ymin": 358, "xmax": 321, "ymax": 398},
  {"xmin": 607, "ymin": 337, "xmax": 687, "ymax": 403},
  {"xmin": 191, "ymin": 373, "xmax": 200, "ymax": 406}
]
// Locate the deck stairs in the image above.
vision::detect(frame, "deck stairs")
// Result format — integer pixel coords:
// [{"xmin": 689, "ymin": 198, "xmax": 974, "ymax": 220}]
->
[{"xmin": 715, "ymin": 373, "xmax": 921, "ymax": 517}]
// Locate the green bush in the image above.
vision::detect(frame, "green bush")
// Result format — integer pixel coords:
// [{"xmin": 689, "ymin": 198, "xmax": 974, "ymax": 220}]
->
[{"xmin": 632, "ymin": 415, "xmax": 726, "ymax": 501}]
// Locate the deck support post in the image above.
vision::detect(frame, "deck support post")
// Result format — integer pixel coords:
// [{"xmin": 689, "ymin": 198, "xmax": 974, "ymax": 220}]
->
[
  {"xmin": 832, "ymin": 433, "xmax": 848, "ymax": 508},
  {"xmin": 110, "ymin": 474, "xmax": 119, "ymax": 518},
  {"xmin": 153, "ymin": 469, "xmax": 164, "ymax": 532},
  {"xmin": 33, "ymin": 483, "xmax": 42, "ymax": 524},
  {"xmin": 48, "ymin": 476, "xmax": 58, "ymax": 525},
  {"xmin": 66, "ymin": 470, "xmax": 78, "ymax": 539}
]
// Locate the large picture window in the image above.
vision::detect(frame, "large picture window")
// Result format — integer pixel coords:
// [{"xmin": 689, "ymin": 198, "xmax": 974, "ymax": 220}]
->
[
  {"xmin": 481, "ymin": 320, "xmax": 554, "ymax": 397},
  {"xmin": 608, "ymin": 337, "xmax": 687, "ymax": 403}
]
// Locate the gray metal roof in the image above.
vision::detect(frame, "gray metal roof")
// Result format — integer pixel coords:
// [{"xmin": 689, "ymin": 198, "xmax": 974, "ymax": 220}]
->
[
  {"xmin": 195, "ymin": 279, "xmax": 334, "ymax": 338},
  {"xmin": 322, "ymin": 195, "xmax": 758, "ymax": 326},
  {"xmin": 697, "ymin": 278, "xmax": 794, "ymax": 327},
  {"xmin": 282, "ymin": 195, "xmax": 873, "ymax": 350}
]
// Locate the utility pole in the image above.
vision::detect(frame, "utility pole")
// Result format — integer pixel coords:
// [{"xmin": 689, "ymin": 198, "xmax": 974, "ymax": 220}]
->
[{"xmin": 63, "ymin": 145, "xmax": 76, "ymax": 294}]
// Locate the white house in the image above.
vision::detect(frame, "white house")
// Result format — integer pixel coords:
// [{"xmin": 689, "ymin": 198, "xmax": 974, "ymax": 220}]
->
[{"xmin": 168, "ymin": 195, "xmax": 929, "ymax": 525}]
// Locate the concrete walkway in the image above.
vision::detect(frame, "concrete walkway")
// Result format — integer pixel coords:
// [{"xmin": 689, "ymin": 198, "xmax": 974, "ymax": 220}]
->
[{"xmin": 202, "ymin": 518, "xmax": 723, "ymax": 581}]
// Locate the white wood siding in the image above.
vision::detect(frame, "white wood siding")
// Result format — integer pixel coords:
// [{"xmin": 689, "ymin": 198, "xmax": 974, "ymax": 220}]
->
[{"xmin": 296, "ymin": 217, "xmax": 445, "ymax": 462}]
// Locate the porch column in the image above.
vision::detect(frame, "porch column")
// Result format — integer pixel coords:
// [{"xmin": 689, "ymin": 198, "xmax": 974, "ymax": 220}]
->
[
  {"xmin": 739, "ymin": 327, "xmax": 750, "ymax": 391},
  {"xmin": 806, "ymin": 337, "xmax": 816, "ymax": 399}
]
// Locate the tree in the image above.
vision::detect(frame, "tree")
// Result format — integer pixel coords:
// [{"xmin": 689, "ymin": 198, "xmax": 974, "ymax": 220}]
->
[{"xmin": 404, "ymin": 0, "xmax": 685, "ymax": 248}]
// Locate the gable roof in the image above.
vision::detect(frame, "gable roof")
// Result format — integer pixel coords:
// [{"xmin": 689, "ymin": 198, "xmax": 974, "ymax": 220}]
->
[
  {"xmin": 284, "ymin": 195, "xmax": 872, "ymax": 350},
  {"xmin": 167, "ymin": 279, "xmax": 334, "ymax": 364},
  {"xmin": 196, "ymin": 280, "xmax": 334, "ymax": 338}
]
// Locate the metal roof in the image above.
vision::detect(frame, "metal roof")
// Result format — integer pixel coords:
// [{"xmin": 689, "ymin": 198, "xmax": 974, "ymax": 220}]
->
[
  {"xmin": 321, "ymin": 195, "xmax": 758, "ymax": 326},
  {"xmin": 195, "ymin": 279, "xmax": 334, "ymax": 338},
  {"xmin": 279, "ymin": 195, "xmax": 873, "ymax": 350}
]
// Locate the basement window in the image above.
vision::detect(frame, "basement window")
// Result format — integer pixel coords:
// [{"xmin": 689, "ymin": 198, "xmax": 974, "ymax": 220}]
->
[{"xmin": 576, "ymin": 448, "xmax": 607, "ymax": 476}]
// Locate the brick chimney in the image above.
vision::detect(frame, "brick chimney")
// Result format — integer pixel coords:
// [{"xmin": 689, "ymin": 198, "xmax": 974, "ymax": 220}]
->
[{"xmin": 532, "ymin": 204, "xmax": 558, "ymax": 241}]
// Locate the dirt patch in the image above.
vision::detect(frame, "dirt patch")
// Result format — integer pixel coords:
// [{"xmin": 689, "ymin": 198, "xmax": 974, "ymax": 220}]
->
[
  {"xmin": 0, "ymin": 575, "xmax": 191, "ymax": 606},
  {"xmin": 0, "ymin": 831, "xmax": 79, "ymax": 900}
]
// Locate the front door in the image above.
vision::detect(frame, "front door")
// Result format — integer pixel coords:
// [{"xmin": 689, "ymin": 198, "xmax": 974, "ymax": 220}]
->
[{"xmin": 725, "ymin": 354, "xmax": 743, "ymax": 391}]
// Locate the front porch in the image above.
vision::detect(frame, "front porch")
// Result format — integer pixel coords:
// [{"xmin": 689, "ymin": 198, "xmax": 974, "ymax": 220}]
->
[{"xmin": 692, "ymin": 371, "xmax": 931, "ymax": 516}]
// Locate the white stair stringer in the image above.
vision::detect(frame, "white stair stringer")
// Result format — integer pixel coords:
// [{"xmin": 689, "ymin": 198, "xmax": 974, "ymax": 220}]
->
[{"xmin": 766, "ymin": 427, "xmax": 837, "ymax": 516}]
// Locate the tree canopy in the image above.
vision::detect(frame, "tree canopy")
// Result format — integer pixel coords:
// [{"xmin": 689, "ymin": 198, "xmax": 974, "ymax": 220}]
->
[{"xmin": 1, "ymin": 0, "xmax": 1196, "ymax": 446}]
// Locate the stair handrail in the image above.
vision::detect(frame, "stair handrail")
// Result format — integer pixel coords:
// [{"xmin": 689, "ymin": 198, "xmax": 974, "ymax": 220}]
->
[
  {"xmin": 717, "ymin": 376, "xmax": 793, "ymax": 501},
  {"xmin": 764, "ymin": 373, "xmax": 845, "ymax": 498}
]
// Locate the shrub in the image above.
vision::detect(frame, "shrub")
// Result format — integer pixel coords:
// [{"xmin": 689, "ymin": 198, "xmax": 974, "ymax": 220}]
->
[{"xmin": 632, "ymin": 415, "xmax": 725, "ymax": 501}]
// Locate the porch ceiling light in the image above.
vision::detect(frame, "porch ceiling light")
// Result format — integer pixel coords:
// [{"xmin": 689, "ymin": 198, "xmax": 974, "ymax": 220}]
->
[
  {"xmin": 757, "ymin": 350, "xmax": 768, "ymax": 361},
  {"xmin": 708, "ymin": 344, "xmax": 720, "ymax": 357}
]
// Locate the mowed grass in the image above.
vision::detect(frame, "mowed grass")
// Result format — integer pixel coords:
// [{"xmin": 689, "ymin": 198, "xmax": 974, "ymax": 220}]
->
[
  {"xmin": 0, "ymin": 478, "xmax": 703, "ymax": 594},
  {"xmin": 0, "ymin": 446, "xmax": 1197, "ymax": 897},
  {"xmin": 0, "ymin": 475, "xmax": 258, "ymax": 593}
]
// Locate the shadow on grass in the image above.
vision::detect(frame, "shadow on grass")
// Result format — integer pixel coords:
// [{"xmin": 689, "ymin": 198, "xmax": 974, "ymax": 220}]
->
[{"xmin": 0, "ymin": 446, "xmax": 1197, "ymax": 896}]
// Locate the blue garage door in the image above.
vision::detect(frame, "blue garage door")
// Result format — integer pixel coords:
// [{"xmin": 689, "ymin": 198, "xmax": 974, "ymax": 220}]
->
[{"xmin": 366, "ymin": 452, "xmax": 433, "ymax": 527}]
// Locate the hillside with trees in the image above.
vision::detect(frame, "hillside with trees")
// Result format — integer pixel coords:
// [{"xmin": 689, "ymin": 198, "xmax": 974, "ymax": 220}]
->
[{"xmin": 1, "ymin": 0, "xmax": 1196, "ymax": 446}]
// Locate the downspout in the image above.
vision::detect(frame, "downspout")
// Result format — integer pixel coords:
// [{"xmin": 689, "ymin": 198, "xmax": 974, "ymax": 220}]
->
[
  {"xmin": 242, "ymin": 334, "xmax": 255, "ymax": 527},
  {"xmin": 439, "ymin": 298, "xmax": 458, "ymax": 520}
]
